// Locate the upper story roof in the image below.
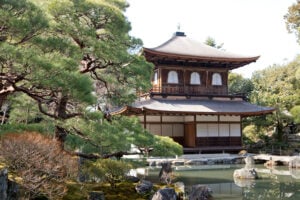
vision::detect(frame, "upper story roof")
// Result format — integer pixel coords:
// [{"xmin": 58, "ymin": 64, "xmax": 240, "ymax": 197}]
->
[{"xmin": 144, "ymin": 32, "xmax": 259, "ymax": 69}]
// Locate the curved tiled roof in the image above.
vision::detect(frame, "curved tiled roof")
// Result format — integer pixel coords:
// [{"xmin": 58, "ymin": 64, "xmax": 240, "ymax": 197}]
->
[
  {"xmin": 144, "ymin": 33, "xmax": 259, "ymax": 68},
  {"xmin": 126, "ymin": 98, "xmax": 274, "ymax": 117}
]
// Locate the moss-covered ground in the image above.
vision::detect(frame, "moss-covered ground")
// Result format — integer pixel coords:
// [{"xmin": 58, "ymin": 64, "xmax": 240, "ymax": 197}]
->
[{"xmin": 63, "ymin": 181, "xmax": 167, "ymax": 200}]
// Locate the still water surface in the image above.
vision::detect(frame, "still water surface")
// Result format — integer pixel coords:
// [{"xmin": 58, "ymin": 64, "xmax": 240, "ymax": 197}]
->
[{"xmin": 139, "ymin": 164, "xmax": 300, "ymax": 200}]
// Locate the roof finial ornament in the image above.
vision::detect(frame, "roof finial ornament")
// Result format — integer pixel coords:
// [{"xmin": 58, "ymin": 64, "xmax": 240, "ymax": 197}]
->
[
  {"xmin": 177, "ymin": 23, "xmax": 181, "ymax": 31},
  {"xmin": 174, "ymin": 23, "xmax": 185, "ymax": 37}
]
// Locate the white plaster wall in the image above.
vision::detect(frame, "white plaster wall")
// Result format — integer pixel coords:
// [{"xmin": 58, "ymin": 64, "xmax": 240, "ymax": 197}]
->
[
  {"xmin": 196, "ymin": 115, "xmax": 218, "ymax": 121},
  {"xmin": 146, "ymin": 115, "xmax": 160, "ymax": 122},
  {"xmin": 138, "ymin": 116, "xmax": 144, "ymax": 122},
  {"xmin": 184, "ymin": 115, "xmax": 194, "ymax": 122},
  {"xmin": 162, "ymin": 116, "xmax": 184, "ymax": 122},
  {"xmin": 220, "ymin": 115, "xmax": 240, "ymax": 122}
]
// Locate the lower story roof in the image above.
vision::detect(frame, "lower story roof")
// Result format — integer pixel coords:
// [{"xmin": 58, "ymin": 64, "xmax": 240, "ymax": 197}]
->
[{"xmin": 119, "ymin": 98, "xmax": 274, "ymax": 117}]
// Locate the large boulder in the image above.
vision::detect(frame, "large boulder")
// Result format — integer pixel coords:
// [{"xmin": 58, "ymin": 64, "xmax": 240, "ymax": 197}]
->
[
  {"xmin": 159, "ymin": 162, "xmax": 173, "ymax": 184},
  {"xmin": 244, "ymin": 156, "xmax": 255, "ymax": 169},
  {"xmin": 151, "ymin": 188, "xmax": 177, "ymax": 200},
  {"xmin": 188, "ymin": 184, "xmax": 212, "ymax": 200},
  {"xmin": 233, "ymin": 156, "xmax": 258, "ymax": 180},
  {"xmin": 135, "ymin": 180, "xmax": 153, "ymax": 194},
  {"xmin": 233, "ymin": 168, "xmax": 258, "ymax": 179},
  {"xmin": 233, "ymin": 177, "xmax": 255, "ymax": 187}
]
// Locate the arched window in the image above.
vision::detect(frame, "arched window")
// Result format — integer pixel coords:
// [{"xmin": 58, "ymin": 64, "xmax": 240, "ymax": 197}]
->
[
  {"xmin": 212, "ymin": 73, "xmax": 222, "ymax": 85},
  {"xmin": 190, "ymin": 72, "xmax": 201, "ymax": 85},
  {"xmin": 167, "ymin": 70, "xmax": 179, "ymax": 84},
  {"xmin": 153, "ymin": 71, "xmax": 158, "ymax": 84}
]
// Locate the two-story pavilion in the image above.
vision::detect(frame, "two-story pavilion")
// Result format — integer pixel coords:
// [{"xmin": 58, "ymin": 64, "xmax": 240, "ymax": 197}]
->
[{"xmin": 118, "ymin": 32, "xmax": 274, "ymax": 153}]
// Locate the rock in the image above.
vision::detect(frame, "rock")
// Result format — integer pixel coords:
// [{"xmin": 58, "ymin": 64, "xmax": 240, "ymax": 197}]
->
[
  {"xmin": 264, "ymin": 160, "xmax": 277, "ymax": 167},
  {"xmin": 151, "ymin": 188, "xmax": 177, "ymax": 200},
  {"xmin": 174, "ymin": 181, "xmax": 185, "ymax": 199},
  {"xmin": 185, "ymin": 160, "xmax": 206, "ymax": 165},
  {"xmin": 159, "ymin": 162, "xmax": 173, "ymax": 184},
  {"xmin": 0, "ymin": 169, "xmax": 8, "ymax": 200},
  {"xmin": 125, "ymin": 175, "xmax": 140, "ymax": 183},
  {"xmin": 233, "ymin": 168, "xmax": 258, "ymax": 179},
  {"xmin": 174, "ymin": 181, "xmax": 185, "ymax": 193},
  {"xmin": 172, "ymin": 160, "xmax": 185, "ymax": 166},
  {"xmin": 234, "ymin": 155, "xmax": 258, "ymax": 179},
  {"xmin": 233, "ymin": 177, "xmax": 255, "ymax": 187},
  {"xmin": 238, "ymin": 150, "xmax": 248, "ymax": 156},
  {"xmin": 189, "ymin": 184, "xmax": 212, "ymax": 200},
  {"xmin": 149, "ymin": 161, "xmax": 156, "ymax": 166},
  {"xmin": 7, "ymin": 180, "xmax": 19, "ymax": 200},
  {"xmin": 244, "ymin": 156, "xmax": 255, "ymax": 169},
  {"xmin": 135, "ymin": 180, "xmax": 153, "ymax": 194},
  {"xmin": 289, "ymin": 156, "xmax": 300, "ymax": 168},
  {"xmin": 89, "ymin": 191, "xmax": 105, "ymax": 200},
  {"xmin": 0, "ymin": 168, "xmax": 19, "ymax": 200}
]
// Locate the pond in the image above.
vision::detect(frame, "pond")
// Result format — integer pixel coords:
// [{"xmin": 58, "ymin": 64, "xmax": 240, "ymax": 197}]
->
[{"xmin": 134, "ymin": 164, "xmax": 300, "ymax": 200}]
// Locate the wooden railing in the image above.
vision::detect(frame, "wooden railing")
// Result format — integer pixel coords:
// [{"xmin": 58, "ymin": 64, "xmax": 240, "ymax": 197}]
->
[{"xmin": 151, "ymin": 85, "xmax": 228, "ymax": 96}]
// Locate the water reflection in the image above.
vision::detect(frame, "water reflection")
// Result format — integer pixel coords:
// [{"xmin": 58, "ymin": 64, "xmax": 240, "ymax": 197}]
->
[{"xmin": 135, "ymin": 165, "xmax": 300, "ymax": 199}]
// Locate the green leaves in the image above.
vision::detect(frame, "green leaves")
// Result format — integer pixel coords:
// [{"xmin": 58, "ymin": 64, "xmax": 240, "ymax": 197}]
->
[
  {"xmin": 1, "ymin": 0, "xmax": 161, "ymax": 159},
  {"xmin": 228, "ymin": 72, "xmax": 254, "ymax": 99},
  {"xmin": 285, "ymin": 2, "xmax": 300, "ymax": 44},
  {"xmin": 291, "ymin": 105, "xmax": 300, "ymax": 123}
]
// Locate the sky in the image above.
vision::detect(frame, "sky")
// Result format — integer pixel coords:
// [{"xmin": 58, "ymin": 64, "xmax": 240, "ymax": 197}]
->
[{"xmin": 125, "ymin": 0, "xmax": 300, "ymax": 78}]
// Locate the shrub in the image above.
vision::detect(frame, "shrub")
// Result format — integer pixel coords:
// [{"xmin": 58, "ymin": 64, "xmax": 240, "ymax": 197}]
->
[
  {"xmin": 0, "ymin": 132, "xmax": 78, "ymax": 199},
  {"xmin": 151, "ymin": 136, "xmax": 183, "ymax": 157},
  {"xmin": 84, "ymin": 159, "xmax": 132, "ymax": 188}
]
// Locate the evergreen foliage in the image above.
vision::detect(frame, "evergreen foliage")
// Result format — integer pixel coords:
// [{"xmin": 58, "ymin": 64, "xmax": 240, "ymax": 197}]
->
[
  {"xmin": 83, "ymin": 159, "xmax": 132, "ymax": 188},
  {"xmin": 0, "ymin": 0, "xmax": 182, "ymax": 161}
]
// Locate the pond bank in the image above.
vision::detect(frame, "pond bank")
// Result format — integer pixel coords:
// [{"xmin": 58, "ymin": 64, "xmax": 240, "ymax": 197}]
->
[
  {"xmin": 145, "ymin": 153, "xmax": 300, "ymax": 167},
  {"xmin": 146, "ymin": 153, "xmax": 246, "ymax": 166}
]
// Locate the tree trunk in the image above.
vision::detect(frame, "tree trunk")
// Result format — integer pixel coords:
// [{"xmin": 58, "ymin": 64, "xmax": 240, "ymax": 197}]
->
[
  {"xmin": 55, "ymin": 125, "xmax": 68, "ymax": 150},
  {"xmin": 55, "ymin": 93, "xmax": 69, "ymax": 119},
  {"xmin": 0, "ymin": 94, "xmax": 9, "ymax": 124}
]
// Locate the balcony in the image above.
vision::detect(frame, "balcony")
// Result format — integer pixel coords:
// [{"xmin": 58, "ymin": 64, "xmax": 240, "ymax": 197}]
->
[{"xmin": 151, "ymin": 84, "xmax": 228, "ymax": 96}]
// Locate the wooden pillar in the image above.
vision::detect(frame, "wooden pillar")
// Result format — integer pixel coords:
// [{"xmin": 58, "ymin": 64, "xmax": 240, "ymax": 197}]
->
[
  {"xmin": 143, "ymin": 111, "xmax": 146, "ymax": 129},
  {"xmin": 239, "ymin": 115, "xmax": 242, "ymax": 146},
  {"xmin": 194, "ymin": 114, "xmax": 197, "ymax": 146},
  {"xmin": 183, "ymin": 69, "xmax": 186, "ymax": 93},
  {"xmin": 160, "ymin": 113, "xmax": 163, "ymax": 136},
  {"xmin": 206, "ymin": 71, "xmax": 209, "ymax": 88}
]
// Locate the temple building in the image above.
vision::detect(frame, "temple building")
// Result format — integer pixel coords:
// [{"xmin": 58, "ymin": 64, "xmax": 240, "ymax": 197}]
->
[{"xmin": 117, "ymin": 32, "xmax": 274, "ymax": 153}]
